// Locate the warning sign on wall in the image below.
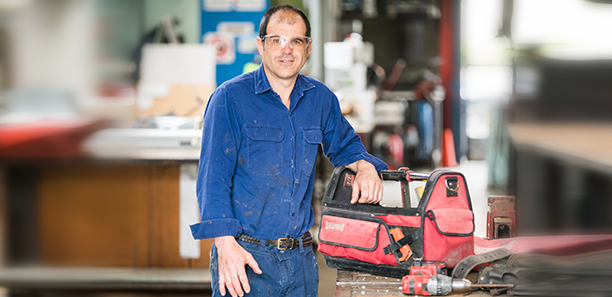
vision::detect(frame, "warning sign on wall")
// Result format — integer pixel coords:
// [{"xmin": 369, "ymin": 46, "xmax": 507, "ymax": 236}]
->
[
  {"xmin": 201, "ymin": 0, "xmax": 267, "ymax": 84},
  {"xmin": 203, "ymin": 32, "xmax": 236, "ymax": 65}
]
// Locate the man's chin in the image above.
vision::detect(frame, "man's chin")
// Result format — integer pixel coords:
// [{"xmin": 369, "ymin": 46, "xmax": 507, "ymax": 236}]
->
[{"xmin": 276, "ymin": 70, "xmax": 299, "ymax": 79}]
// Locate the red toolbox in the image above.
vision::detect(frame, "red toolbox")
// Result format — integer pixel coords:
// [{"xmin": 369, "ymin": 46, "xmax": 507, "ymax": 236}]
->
[{"xmin": 318, "ymin": 166, "xmax": 475, "ymax": 278}]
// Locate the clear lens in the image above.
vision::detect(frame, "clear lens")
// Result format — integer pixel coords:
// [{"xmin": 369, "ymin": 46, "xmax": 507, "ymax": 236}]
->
[{"xmin": 264, "ymin": 35, "xmax": 310, "ymax": 50}]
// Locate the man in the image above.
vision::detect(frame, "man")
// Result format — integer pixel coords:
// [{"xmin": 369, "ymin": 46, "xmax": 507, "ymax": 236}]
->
[{"xmin": 190, "ymin": 5, "xmax": 387, "ymax": 297}]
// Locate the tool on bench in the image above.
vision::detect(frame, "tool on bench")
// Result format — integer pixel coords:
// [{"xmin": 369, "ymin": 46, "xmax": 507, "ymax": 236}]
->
[
  {"xmin": 403, "ymin": 260, "xmax": 513, "ymax": 296},
  {"xmin": 402, "ymin": 274, "xmax": 514, "ymax": 296}
]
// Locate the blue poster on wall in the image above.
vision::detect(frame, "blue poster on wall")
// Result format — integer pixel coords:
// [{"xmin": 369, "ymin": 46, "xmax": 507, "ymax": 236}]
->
[{"xmin": 201, "ymin": 0, "xmax": 269, "ymax": 85}]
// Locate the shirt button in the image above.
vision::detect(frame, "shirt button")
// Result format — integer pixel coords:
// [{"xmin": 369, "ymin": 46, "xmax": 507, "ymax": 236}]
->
[{"xmin": 292, "ymin": 213, "xmax": 295, "ymax": 217}]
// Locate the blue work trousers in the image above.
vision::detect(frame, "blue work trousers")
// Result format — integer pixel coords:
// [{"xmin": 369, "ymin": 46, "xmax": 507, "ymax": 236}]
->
[{"xmin": 210, "ymin": 238, "xmax": 319, "ymax": 297}]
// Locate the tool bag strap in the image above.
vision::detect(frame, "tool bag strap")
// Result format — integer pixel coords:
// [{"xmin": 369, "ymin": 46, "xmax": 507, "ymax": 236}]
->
[
  {"xmin": 383, "ymin": 231, "xmax": 420, "ymax": 255},
  {"xmin": 451, "ymin": 248, "xmax": 514, "ymax": 279}
]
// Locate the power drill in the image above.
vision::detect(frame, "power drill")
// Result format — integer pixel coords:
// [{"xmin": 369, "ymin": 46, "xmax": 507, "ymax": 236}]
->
[
  {"xmin": 403, "ymin": 262, "xmax": 513, "ymax": 296},
  {"xmin": 402, "ymin": 274, "xmax": 514, "ymax": 296}
]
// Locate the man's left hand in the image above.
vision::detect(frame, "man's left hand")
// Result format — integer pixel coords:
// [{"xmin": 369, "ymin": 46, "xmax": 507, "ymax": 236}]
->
[{"xmin": 346, "ymin": 160, "xmax": 383, "ymax": 204}]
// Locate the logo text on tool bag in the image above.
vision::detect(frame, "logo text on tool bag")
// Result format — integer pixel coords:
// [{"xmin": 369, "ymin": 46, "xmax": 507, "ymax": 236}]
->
[{"xmin": 325, "ymin": 221, "xmax": 345, "ymax": 231}]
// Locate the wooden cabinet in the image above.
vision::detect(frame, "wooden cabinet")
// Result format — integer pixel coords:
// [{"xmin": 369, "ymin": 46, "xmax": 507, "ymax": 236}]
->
[{"xmin": 7, "ymin": 162, "xmax": 212, "ymax": 269}]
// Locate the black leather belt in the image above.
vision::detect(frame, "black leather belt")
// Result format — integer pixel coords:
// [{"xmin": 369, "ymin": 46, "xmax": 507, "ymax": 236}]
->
[{"xmin": 237, "ymin": 232, "xmax": 313, "ymax": 250}]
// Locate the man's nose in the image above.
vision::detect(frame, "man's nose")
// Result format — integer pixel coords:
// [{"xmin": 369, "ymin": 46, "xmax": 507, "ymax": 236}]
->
[{"xmin": 281, "ymin": 41, "xmax": 293, "ymax": 52}]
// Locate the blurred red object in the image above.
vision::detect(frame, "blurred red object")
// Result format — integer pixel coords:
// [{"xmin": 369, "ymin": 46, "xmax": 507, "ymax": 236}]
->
[
  {"xmin": 387, "ymin": 132, "xmax": 404, "ymax": 170},
  {"xmin": 0, "ymin": 119, "xmax": 107, "ymax": 159}
]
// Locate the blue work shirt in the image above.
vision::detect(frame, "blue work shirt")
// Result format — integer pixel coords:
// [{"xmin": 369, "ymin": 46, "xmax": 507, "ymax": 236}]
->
[{"xmin": 190, "ymin": 65, "xmax": 387, "ymax": 241}]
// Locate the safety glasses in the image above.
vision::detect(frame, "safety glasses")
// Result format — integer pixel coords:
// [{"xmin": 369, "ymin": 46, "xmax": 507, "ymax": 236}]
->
[{"xmin": 262, "ymin": 34, "xmax": 311, "ymax": 50}]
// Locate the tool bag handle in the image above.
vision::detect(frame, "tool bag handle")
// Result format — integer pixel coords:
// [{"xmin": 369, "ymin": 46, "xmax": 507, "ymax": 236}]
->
[
  {"xmin": 380, "ymin": 169, "xmax": 430, "ymax": 182},
  {"xmin": 379, "ymin": 168, "xmax": 430, "ymax": 208}
]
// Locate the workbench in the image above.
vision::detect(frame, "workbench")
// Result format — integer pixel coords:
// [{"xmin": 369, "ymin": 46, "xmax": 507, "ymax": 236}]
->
[{"xmin": 334, "ymin": 270, "xmax": 491, "ymax": 297}]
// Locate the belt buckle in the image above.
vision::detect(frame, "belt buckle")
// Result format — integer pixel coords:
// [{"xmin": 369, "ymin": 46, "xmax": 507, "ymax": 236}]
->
[
  {"xmin": 276, "ymin": 237, "xmax": 299, "ymax": 251},
  {"xmin": 277, "ymin": 237, "xmax": 290, "ymax": 250}
]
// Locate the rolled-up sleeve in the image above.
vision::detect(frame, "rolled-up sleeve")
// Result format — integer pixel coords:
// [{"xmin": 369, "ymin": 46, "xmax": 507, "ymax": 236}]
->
[
  {"xmin": 190, "ymin": 87, "xmax": 243, "ymax": 239},
  {"xmin": 321, "ymin": 93, "xmax": 388, "ymax": 172}
]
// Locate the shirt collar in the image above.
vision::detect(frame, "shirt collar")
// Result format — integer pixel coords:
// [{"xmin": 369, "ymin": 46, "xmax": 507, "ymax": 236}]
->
[
  {"xmin": 254, "ymin": 64, "xmax": 271, "ymax": 94},
  {"xmin": 253, "ymin": 64, "xmax": 316, "ymax": 95},
  {"xmin": 294, "ymin": 71, "xmax": 316, "ymax": 98}
]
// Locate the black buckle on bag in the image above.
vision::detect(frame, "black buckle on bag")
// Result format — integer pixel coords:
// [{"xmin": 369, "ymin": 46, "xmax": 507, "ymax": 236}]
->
[
  {"xmin": 383, "ymin": 231, "xmax": 420, "ymax": 255},
  {"xmin": 384, "ymin": 241, "xmax": 403, "ymax": 255}
]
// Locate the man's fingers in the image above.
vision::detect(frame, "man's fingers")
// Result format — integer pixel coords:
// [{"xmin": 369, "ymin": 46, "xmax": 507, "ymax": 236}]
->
[
  {"xmin": 358, "ymin": 187, "xmax": 369, "ymax": 203},
  {"xmin": 375, "ymin": 185, "xmax": 383, "ymax": 203},
  {"xmin": 214, "ymin": 237, "xmax": 255, "ymax": 297},
  {"xmin": 230, "ymin": 265, "xmax": 246, "ymax": 297},
  {"xmin": 246, "ymin": 254, "xmax": 262, "ymax": 274},
  {"xmin": 238, "ymin": 271, "xmax": 251, "ymax": 294},
  {"xmin": 228, "ymin": 272, "xmax": 243, "ymax": 297},
  {"xmin": 351, "ymin": 183, "xmax": 361, "ymax": 204},
  {"xmin": 221, "ymin": 272, "xmax": 236, "ymax": 297},
  {"xmin": 358, "ymin": 181, "xmax": 376, "ymax": 203},
  {"xmin": 368, "ymin": 184, "xmax": 376, "ymax": 203},
  {"xmin": 221, "ymin": 272, "xmax": 240, "ymax": 297},
  {"xmin": 355, "ymin": 177, "xmax": 383, "ymax": 204},
  {"xmin": 346, "ymin": 160, "xmax": 383, "ymax": 204},
  {"xmin": 370, "ymin": 182, "xmax": 380, "ymax": 203},
  {"xmin": 219, "ymin": 275, "xmax": 227, "ymax": 296}
]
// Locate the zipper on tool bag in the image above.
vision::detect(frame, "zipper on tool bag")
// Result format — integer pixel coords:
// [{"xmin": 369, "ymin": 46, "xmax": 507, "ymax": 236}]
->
[{"xmin": 322, "ymin": 206, "xmax": 382, "ymax": 222}]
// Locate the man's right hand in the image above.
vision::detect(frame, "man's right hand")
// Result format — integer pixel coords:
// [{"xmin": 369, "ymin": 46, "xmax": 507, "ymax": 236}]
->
[{"xmin": 214, "ymin": 236, "xmax": 262, "ymax": 297}]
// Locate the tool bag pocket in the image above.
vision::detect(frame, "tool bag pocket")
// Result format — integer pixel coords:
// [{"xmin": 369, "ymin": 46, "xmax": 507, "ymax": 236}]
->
[
  {"xmin": 319, "ymin": 212, "xmax": 397, "ymax": 266},
  {"xmin": 423, "ymin": 208, "xmax": 475, "ymax": 268}
]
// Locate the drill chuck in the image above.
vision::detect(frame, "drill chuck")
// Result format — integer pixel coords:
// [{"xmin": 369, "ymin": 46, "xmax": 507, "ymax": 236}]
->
[{"xmin": 426, "ymin": 275, "xmax": 471, "ymax": 295}]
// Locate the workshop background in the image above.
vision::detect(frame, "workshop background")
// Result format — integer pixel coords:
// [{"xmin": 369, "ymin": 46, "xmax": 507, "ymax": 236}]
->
[{"xmin": 0, "ymin": 0, "xmax": 612, "ymax": 296}]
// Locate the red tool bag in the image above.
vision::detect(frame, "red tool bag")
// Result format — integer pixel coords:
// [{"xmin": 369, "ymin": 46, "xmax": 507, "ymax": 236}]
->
[{"xmin": 318, "ymin": 166, "xmax": 475, "ymax": 278}]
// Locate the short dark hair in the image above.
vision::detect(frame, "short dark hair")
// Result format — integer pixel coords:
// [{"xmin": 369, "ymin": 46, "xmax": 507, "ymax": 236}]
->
[{"xmin": 259, "ymin": 5, "xmax": 311, "ymax": 38}]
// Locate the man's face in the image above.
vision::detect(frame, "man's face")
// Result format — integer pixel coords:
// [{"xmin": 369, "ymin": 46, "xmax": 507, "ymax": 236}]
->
[{"xmin": 257, "ymin": 11, "xmax": 311, "ymax": 83}]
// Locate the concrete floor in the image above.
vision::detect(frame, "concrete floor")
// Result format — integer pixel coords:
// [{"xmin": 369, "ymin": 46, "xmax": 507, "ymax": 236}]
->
[{"xmin": 316, "ymin": 160, "xmax": 492, "ymax": 296}]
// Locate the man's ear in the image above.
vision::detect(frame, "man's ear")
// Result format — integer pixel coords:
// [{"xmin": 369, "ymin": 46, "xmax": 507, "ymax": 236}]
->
[
  {"xmin": 306, "ymin": 41, "xmax": 312, "ymax": 57},
  {"xmin": 256, "ymin": 37, "xmax": 264, "ymax": 56}
]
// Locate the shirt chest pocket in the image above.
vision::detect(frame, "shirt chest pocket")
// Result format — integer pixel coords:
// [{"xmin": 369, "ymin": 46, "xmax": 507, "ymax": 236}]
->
[
  {"xmin": 246, "ymin": 126, "xmax": 284, "ymax": 176},
  {"xmin": 302, "ymin": 128, "xmax": 322, "ymax": 177}
]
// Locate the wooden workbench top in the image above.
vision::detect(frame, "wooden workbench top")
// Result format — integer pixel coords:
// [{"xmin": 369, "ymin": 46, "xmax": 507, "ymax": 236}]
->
[{"xmin": 508, "ymin": 122, "xmax": 612, "ymax": 174}]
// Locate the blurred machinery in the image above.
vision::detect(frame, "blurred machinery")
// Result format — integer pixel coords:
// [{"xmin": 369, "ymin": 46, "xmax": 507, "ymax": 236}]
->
[
  {"xmin": 328, "ymin": 0, "xmax": 455, "ymax": 170},
  {"xmin": 324, "ymin": 33, "xmax": 376, "ymax": 134},
  {"xmin": 486, "ymin": 195, "xmax": 516, "ymax": 239},
  {"xmin": 508, "ymin": 57, "xmax": 612, "ymax": 235},
  {"xmin": 375, "ymin": 71, "xmax": 444, "ymax": 169}
]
